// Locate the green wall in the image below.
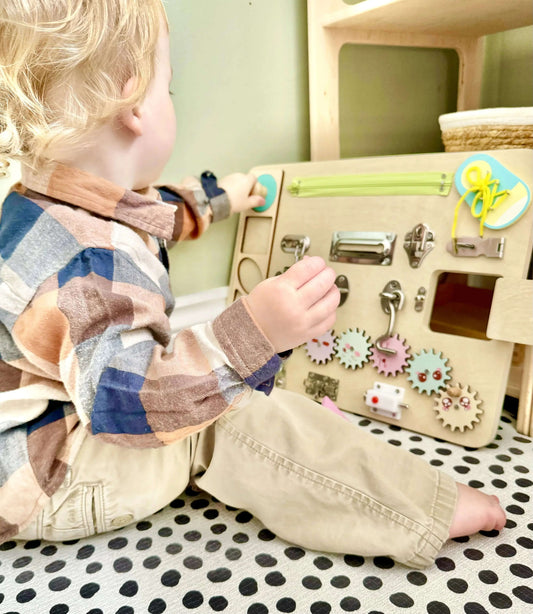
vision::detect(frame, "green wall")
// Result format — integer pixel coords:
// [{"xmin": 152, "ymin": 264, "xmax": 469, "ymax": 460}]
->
[
  {"xmin": 162, "ymin": 0, "xmax": 309, "ymax": 296},
  {"xmin": 339, "ymin": 45, "xmax": 459, "ymax": 158},
  {"xmin": 482, "ymin": 26, "xmax": 533, "ymax": 108},
  {"xmin": 163, "ymin": 1, "xmax": 532, "ymax": 296}
]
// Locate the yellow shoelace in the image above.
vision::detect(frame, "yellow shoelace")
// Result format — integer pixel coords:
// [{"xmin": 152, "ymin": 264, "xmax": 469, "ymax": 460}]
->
[{"xmin": 451, "ymin": 165, "xmax": 509, "ymax": 247}]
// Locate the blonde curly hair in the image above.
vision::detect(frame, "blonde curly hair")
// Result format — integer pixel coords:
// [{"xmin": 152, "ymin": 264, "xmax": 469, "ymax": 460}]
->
[{"xmin": 0, "ymin": 0, "xmax": 167, "ymax": 169}]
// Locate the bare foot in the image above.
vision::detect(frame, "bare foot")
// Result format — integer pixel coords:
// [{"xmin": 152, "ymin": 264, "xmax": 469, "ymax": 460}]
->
[{"xmin": 449, "ymin": 483, "xmax": 506, "ymax": 539}]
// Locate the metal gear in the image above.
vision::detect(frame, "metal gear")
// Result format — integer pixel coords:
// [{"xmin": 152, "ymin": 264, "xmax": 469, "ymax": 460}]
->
[
  {"xmin": 305, "ymin": 330, "xmax": 336, "ymax": 364},
  {"xmin": 434, "ymin": 383, "xmax": 483, "ymax": 432},
  {"xmin": 334, "ymin": 328, "xmax": 372, "ymax": 370},
  {"xmin": 406, "ymin": 348, "xmax": 451, "ymax": 395},
  {"xmin": 370, "ymin": 334, "xmax": 410, "ymax": 376}
]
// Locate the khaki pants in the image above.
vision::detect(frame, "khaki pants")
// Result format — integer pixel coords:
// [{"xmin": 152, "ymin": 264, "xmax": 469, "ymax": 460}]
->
[{"xmin": 17, "ymin": 389, "xmax": 456, "ymax": 568}]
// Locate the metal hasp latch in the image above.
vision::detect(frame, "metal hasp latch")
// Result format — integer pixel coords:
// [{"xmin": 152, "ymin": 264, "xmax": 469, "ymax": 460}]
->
[
  {"xmin": 329, "ymin": 231, "xmax": 396, "ymax": 266},
  {"xmin": 281, "ymin": 234, "xmax": 310, "ymax": 263},
  {"xmin": 404, "ymin": 223, "xmax": 435, "ymax": 268},
  {"xmin": 446, "ymin": 236, "xmax": 505, "ymax": 259},
  {"xmin": 375, "ymin": 280, "xmax": 404, "ymax": 355},
  {"xmin": 303, "ymin": 372, "xmax": 339, "ymax": 402}
]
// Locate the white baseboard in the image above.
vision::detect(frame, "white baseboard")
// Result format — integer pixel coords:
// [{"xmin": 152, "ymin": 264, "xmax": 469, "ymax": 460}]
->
[{"xmin": 169, "ymin": 286, "xmax": 229, "ymax": 333}]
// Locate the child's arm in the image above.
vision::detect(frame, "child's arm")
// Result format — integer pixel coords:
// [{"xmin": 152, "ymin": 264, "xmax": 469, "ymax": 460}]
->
[
  {"xmin": 156, "ymin": 172, "xmax": 264, "ymax": 243},
  {"xmin": 13, "ymin": 244, "xmax": 338, "ymax": 448},
  {"xmin": 217, "ymin": 172, "xmax": 266, "ymax": 213}
]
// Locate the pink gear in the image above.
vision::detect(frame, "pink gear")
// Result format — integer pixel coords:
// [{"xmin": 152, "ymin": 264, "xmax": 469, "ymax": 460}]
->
[
  {"xmin": 305, "ymin": 330, "xmax": 336, "ymax": 364},
  {"xmin": 370, "ymin": 334, "xmax": 410, "ymax": 376}
]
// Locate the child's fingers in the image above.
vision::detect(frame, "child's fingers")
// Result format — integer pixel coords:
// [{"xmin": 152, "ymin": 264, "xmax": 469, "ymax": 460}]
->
[
  {"xmin": 281, "ymin": 256, "xmax": 327, "ymax": 288},
  {"xmin": 307, "ymin": 283, "xmax": 340, "ymax": 327},
  {"xmin": 250, "ymin": 179, "xmax": 268, "ymax": 198},
  {"xmin": 297, "ymin": 265, "xmax": 338, "ymax": 307},
  {"xmin": 240, "ymin": 173, "xmax": 260, "ymax": 198},
  {"xmin": 248, "ymin": 194, "xmax": 266, "ymax": 210}
]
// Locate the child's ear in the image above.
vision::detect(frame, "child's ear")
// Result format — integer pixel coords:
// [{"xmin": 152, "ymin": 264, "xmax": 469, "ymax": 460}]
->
[
  {"xmin": 118, "ymin": 105, "xmax": 143, "ymax": 137},
  {"xmin": 117, "ymin": 77, "xmax": 143, "ymax": 137}
]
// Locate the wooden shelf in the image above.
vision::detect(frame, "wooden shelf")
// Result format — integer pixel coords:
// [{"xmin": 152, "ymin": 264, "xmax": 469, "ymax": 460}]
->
[
  {"xmin": 323, "ymin": 0, "xmax": 533, "ymax": 37},
  {"xmin": 308, "ymin": 0, "xmax": 533, "ymax": 160}
]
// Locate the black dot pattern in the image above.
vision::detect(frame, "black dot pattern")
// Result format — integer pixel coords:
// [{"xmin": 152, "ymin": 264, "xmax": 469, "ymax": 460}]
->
[{"xmin": 0, "ymin": 410, "xmax": 530, "ymax": 613}]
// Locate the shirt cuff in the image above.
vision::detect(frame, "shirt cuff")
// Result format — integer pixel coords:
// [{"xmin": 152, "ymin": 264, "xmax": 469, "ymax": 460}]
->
[
  {"xmin": 200, "ymin": 171, "xmax": 231, "ymax": 223},
  {"xmin": 212, "ymin": 298, "xmax": 281, "ymax": 391},
  {"xmin": 209, "ymin": 192, "xmax": 231, "ymax": 223}
]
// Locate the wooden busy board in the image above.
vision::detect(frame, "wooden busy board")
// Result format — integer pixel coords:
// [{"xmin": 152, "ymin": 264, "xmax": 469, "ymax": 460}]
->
[{"xmin": 228, "ymin": 150, "xmax": 533, "ymax": 446}]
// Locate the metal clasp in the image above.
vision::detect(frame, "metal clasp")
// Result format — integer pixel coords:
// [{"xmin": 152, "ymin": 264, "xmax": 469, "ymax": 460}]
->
[
  {"xmin": 329, "ymin": 231, "xmax": 396, "ymax": 266},
  {"xmin": 375, "ymin": 280, "xmax": 404, "ymax": 355},
  {"xmin": 404, "ymin": 223, "xmax": 435, "ymax": 268},
  {"xmin": 446, "ymin": 236, "xmax": 505, "ymax": 259},
  {"xmin": 281, "ymin": 234, "xmax": 310, "ymax": 263}
]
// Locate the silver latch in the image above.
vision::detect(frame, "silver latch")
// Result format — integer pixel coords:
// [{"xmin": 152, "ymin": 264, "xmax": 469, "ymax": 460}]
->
[
  {"xmin": 446, "ymin": 236, "xmax": 505, "ymax": 259},
  {"xmin": 281, "ymin": 234, "xmax": 310, "ymax": 263},
  {"xmin": 404, "ymin": 223, "xmax": 435, "ymax": 268},
  {"xmin": 329, "ymin": 231, "xmax": 396, "ymax": 265}
]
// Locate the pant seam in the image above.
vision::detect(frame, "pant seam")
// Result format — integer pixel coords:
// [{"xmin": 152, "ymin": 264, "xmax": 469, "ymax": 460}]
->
[
  {"xmin": 92, "ymin": 483, "xmax": 106, "ymax": 533},
  {"xmin": 219, "ymin": 416, "xmax": 431, "ymax": 541},
  {"xmin": 406, "ymin": 471, "xmax": 456, "ymax": 567},
  {"xmin": 81, "ymin": 485, "xmax": 94, "ymax": 538}
]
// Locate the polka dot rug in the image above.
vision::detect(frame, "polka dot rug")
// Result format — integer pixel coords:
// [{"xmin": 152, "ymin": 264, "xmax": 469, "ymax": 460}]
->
[{"xmin": 1, "ymin": 408, "xmax": 531, "ymax": 614}]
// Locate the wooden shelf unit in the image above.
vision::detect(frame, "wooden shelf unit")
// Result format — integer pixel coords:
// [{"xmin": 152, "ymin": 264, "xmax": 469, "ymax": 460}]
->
[{"xmin": 308, "ymin": 0, "xmax": 533, "ymax": 160}]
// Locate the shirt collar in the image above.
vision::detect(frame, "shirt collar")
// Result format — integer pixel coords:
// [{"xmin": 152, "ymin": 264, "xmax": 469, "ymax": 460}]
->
[{"xmin": 20, "ymin": 163, "xmax": 177, "ymax": 241}]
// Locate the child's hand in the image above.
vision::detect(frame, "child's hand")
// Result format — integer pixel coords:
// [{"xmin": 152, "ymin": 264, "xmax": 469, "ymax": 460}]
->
[
  {"xmin": 244, "ymin": 257, "xmax": 340, "ymax": 353},
  {"xmin": 218, "ymin": 173, "xmax": 266, "ymax": 213}
]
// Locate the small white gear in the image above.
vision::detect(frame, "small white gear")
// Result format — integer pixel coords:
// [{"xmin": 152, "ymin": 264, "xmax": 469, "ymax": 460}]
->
[
  {"xmin": 370, "ymin": 334, "xmax": 410, "ymax": 376},
  {"xmin": 434, "ymin": 383, "xmax": 483, "ymax": 432},
  {"xmin": 406, "ymin": 349, "xmax": 451, "ymax": 395},
  {"xmin": 334, "ymin": 328, "xmax": 372, "ymax": 370},
  {"xmin": 305, "ymin": 330, "xmax": 336, "ymax": 364}
]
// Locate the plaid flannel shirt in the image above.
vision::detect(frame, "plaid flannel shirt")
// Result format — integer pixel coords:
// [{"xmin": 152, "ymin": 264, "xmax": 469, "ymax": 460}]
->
[{"xmin": 0, "ymin": 164, "xmax": 281, "ymax": 542}]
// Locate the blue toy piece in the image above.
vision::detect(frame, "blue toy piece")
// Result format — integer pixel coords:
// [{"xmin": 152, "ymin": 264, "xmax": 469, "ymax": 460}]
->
[
  {"xmin": 454, "ymin": 154, "xmax": 531, "ymax": 230},
  {"xmin": 253, "ymin": 173, "xmax": 277, "ymax": 212}
]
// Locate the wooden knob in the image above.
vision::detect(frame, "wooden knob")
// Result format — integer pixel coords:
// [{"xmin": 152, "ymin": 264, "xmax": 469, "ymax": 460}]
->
[{"xmin": 251, "ymin": 182, "xmax": 268, "ymax": 198}]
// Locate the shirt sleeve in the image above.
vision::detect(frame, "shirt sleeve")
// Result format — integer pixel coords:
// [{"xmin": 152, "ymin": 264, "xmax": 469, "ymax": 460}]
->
[
  {"xmin": 155, "ymin": 177, "xmax": 231, "ymax": 244},
  {"xmin": 156, "ymin": 184, "xmax": 212, "ymax": 243},
  {"xmin": 12, "ymin": 246, "xmax": 282, "ymax": 448}
]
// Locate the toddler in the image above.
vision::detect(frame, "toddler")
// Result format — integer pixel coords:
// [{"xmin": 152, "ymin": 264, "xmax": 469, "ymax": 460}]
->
[{"xmin": 0, "ymin": 0, "xmax": 505, "ymax": 568}]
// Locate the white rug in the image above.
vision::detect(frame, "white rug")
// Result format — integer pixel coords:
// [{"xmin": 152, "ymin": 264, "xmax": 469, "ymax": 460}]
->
[{"xmin": 1, "ymin": 407, "xmax": 531, "ymax": 614}]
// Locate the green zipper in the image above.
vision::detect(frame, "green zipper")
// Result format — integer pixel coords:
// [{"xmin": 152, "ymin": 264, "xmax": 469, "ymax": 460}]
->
[{"xmin": 288, "ymin": 172, "xmax": 453, "ymax": 197}]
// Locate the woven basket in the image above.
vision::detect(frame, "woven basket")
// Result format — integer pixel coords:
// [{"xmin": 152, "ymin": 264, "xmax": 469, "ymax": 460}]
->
[{"xmin": 439, "ymin": 107, "xmax": 533, "ymax": 152}]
